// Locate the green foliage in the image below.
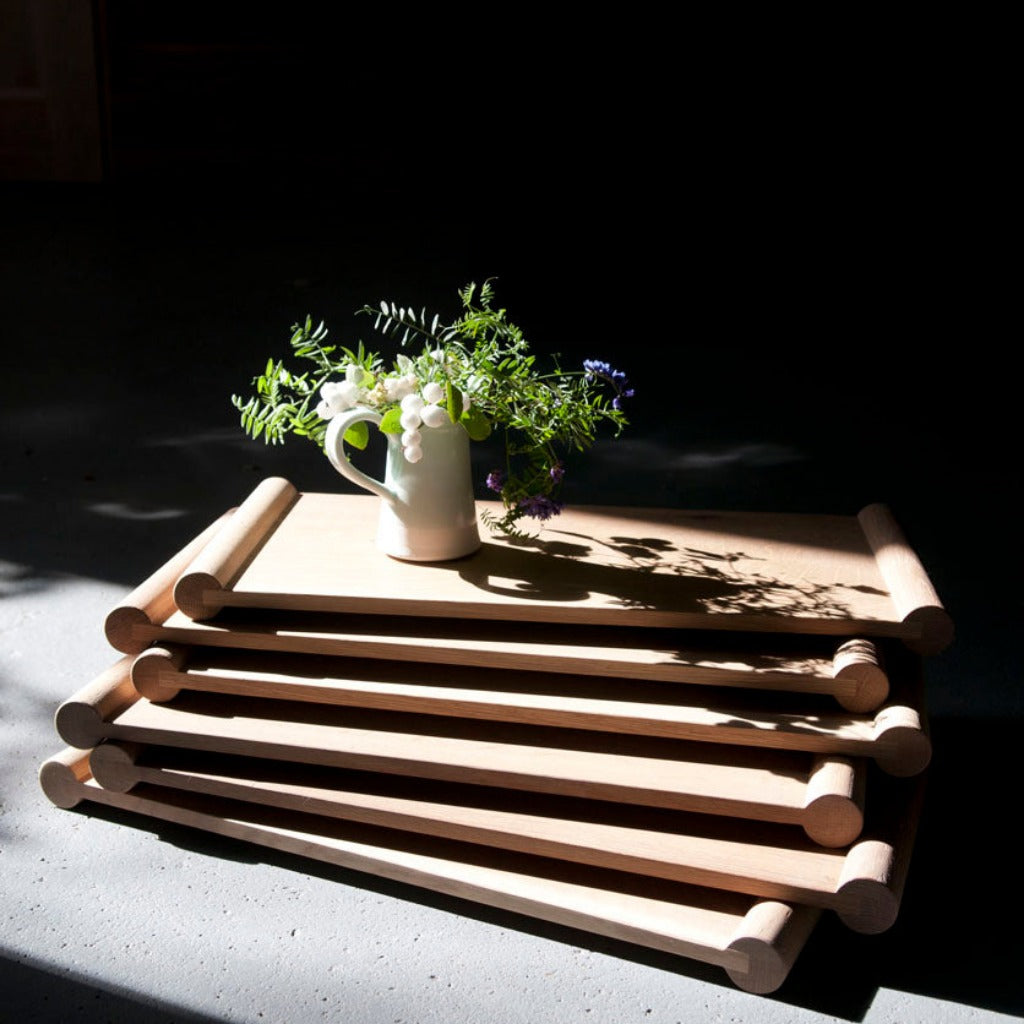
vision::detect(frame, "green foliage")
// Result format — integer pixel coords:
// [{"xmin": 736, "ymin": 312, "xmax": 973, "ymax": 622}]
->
[{"xmin": 231, "ymin": 282, "xmax": 632, "ymax": 534}]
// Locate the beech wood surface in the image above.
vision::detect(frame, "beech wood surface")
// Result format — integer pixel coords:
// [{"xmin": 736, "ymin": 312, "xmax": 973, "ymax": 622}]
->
[
  {"xmin": 127, "ymin": 645, "xmax": 930, "ymax": 777},
  {"xmin": 104, "ymin": 511, "xmax": 236, "ymax": 654},
  {"xmin": 118, "ymin": 610, "xmax": 890, "ymax": 712},
  {"xmin": 91, "ymin": 714, "xmax": 865, "ymax": 847},
  {"xmin": 167, "ymin": 483, "xmax": 952, "ymax": 653},
  {"xmin": 68, "ymin": 658, "xmax": 865, "ymax": 842},
  {"xmin": 54, "ymin": 672, "xmax": 921, "ymax": 931},
  {"xmin": 40, "ymin": 749, "xmax": 820, "ymax": 993}
]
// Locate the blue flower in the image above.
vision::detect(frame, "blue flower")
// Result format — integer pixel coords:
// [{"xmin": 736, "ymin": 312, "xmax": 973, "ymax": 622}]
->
[
  {"xmin": 584, "ymin": 359, "xmax": 633, "ymax": 407},
  {"xmin": 583, "ymin": 359, "xmax": 614, "ymax": 383}
]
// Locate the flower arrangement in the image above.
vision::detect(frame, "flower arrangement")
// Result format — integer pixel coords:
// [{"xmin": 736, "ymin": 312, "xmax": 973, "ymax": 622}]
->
[{"xmin": 232, "ymin": 281, "xmax": 632, "ymax": 534}]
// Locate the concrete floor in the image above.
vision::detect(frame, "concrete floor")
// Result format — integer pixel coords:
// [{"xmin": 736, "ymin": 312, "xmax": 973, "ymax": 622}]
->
[{"xmin": 1, "ymin": 182, "xmax": 1019, "ymax": 1023}]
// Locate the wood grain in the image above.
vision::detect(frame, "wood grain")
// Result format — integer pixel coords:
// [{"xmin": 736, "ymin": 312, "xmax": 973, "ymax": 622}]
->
[
  {"xmin": 128, "ymin": 644, "xmax": 929, "ymax": 776},
  {"xmin": 173, "ymin": 477, "xmax": 298, "ymax": 620},
  {"xmin": 105, "ymin": 512, "xmax": 236, "ymax": 654},
  {"xmin": 39, "ymin": 748, "xmax": 820, "ymax": 993},
  {"xmin": 161, "ymin": 486, "xmax": 951, "ymax": 653},
  {"xmin": 54, "ymin": 672, "xmax": 921, "ymax": 931},
  {"xmin": 116, "ymin": 609, "xmax": 890, "ymax": 712},
  {"xmin": 73, "ymin": 656, "xmax": 866, "ymax": 841}
]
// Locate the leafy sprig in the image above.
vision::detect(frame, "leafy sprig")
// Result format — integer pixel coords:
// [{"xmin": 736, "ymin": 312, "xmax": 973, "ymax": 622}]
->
[{"xmin": 232, "ymin": 282, "xmax": 632, "ymax": 534}]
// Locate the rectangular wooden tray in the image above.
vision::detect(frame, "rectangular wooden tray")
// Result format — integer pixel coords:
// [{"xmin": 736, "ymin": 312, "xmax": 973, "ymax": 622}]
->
[
  {"xmin": 125, "ymin": 644, "xmax": 930, "ymax": 778},
  {"xmin": 105, "ymin": 479, "xmax": 953, "ymax": 654},
  {"xmin": 40, "ymin": 748, "xmax": 821, "ymax": 994},
  {"xmin": 53, "ymin": 668, "xmax": 925, "ymax": 929},
  {"xmin": 112, "ymin": 608, "xmax": 892, "ymax": 713},
  {"xmin": 57, "ymin": 658, "xmax": 866, "ymax": 845}
]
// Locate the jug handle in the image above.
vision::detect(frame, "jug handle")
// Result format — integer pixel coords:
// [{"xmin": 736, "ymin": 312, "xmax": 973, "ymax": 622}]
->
[{"xmin": 324, "ymin": 408, "xmax": 396, "ymax": 506}]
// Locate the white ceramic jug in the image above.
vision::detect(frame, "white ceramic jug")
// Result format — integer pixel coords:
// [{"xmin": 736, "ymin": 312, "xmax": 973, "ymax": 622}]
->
[{"xmin": 324, "ymin": 408, "xmax": 481, "ymax": 561}]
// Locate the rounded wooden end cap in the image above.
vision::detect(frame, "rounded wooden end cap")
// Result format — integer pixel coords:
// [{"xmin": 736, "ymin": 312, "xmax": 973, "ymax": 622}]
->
[
  {"xmin": 104, "ymin": 606, "xmax": 150, "ymax": 655},
  {"xmin": 131, "ymin": 646, "xmax": 183, "ymax": 702},
  {"xmin": 832, "ymin": 639, "xmax": 889, "ymax": 713},
  {"xmin": 902, "ymin": 605, "xmax": 955, "ymax": 655},
  {"xmin": 54, "ymin": 701, "xmax": 105, "ymax": 750},
  {"xmin": 835, "ymin": 839, "xmax": 899, "ymax": 934},
  {"xmin": 39, "ymin": 753, "xmax": 89, "ymax": 808},
  {"xmin": 873, "ymin": 706, "xmax": 932, "ymax": 777},
  {"xmin": 725, "ymin": 901, "xmax": 808, "ymax": 994},
  {"xmin": 89, "ymin": 742, "xmax": 140, "ymax": 793},
  {"xmin": 173, "ymin": 571, "xmax": 224, "ymax": 621},
  {"xmin": 804, "ymin": 794, "xmax": 864, "ymax": 848}
]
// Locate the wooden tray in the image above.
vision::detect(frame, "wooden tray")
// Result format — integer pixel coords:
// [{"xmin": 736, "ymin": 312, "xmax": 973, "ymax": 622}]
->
[
  {"xmin": 40, "ymin": 748, "xmax": 821, "ymax": 994},
  {"xmin": 65, "ymin": 730, "xmax": 919, "ymax": 933},
  {"xmin": 106, "ymin": 478, "xmax": 953, "ymax": 654},
  {"xmin": 112, "ymin": 608, "xmax": 891, "ymax": 713},
  {"xmin": 57, "ymin": 659, "xmax": 866, "ymax": 845},
  {"xmin": 126, "ymin": 645, "xmax": 931, "ymax": 777},
  {"xmin": 52, "ymin": 672, "xmax": 927, "ymax": 930}
]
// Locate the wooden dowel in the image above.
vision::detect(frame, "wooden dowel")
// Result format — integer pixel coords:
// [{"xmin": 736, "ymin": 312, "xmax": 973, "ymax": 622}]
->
[
  {"xmin": 133, "ymin": 615, "xmax": 880, "ymax": 709},
  {"xmin": 104, "ymin": 511, "xmax": 235, "ymax": 654},
  {"xmin": 37, "ymin": 746, "xmax": 93, "ymax": 808},
  {"xmin": 67, "ymin": 735, "xmax": 912, "ymax": 932},
  {"xmin": 87, "ymin": 740, "xmax": 141, "ymax": 793},
  {"xmin": 131, "ymin": 646, "xmax": 187, "ymax": 702},
  {"xmin": 871, "ymin": 703, "xmax": 932, "ymax": 777},
  {"xmin": 174, "ymin": 477, "xmax": 298, "ymax": 620},
  {"xmin": 725, "ymin": 901, "xmax": 822, "ymax": 995},
  {"xmin": 40, "ymin": 749, "xmax": 819, "ymax": 993},
  {"xmin": 831, "ymin": 639, "xmax": 889, "ymax": 712},
  {"xmin": 87, "ymin": 732, "xmax": 860, "ymax": 845},
  {"xmin": 53, "ymin": 656, "xmax": 138, "ymax": 749},
  {"xmin": 129, "ymin": 647, "xmax": 930, "ymax": 776},
  {"xmin": 802, "ymin": 757, "xmax": 864, "ymax": 848},
  {"xmin": 835, "ymin": 839, "xmax": 899, "ymax": 934},
  {"xmin": 858, "ymin": 504, "xmax": 954, "ymax": 654}
]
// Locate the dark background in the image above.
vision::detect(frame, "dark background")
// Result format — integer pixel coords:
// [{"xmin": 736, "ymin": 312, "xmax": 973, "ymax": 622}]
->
[{"xmin": 1, "ymin": 4, "xmax": 1020, "ymax": 1020}]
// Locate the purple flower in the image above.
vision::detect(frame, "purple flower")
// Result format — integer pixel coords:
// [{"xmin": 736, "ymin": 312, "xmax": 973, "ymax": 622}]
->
[
  {"xmin": 583, "ymin": 359, "xmax": 613, "ymax": 383},
  {"xmin": 584, "ymin": 358, "xmax": 633, "ymax": 407},
  {"xmin": 485, "ymin": 469, "xmax": 506, "ymax": 493},
  {"xmin": 549, "ymin": 461, "xmax": 565, "ymax": 483},
  {"xmin": 517, "ymin": 495, "xmax": 564, "ymax": 521}
]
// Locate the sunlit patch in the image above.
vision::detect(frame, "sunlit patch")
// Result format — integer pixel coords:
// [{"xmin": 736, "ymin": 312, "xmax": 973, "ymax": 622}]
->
[{"xmin": 87, "ymin": 503, "xmax": 187, "ymax": 522}]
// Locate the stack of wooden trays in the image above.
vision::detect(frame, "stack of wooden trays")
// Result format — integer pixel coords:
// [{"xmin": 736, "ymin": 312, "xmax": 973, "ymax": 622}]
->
[{"xmin": 40, "ymin": 478, "xmax": 952, "ymax": 994}]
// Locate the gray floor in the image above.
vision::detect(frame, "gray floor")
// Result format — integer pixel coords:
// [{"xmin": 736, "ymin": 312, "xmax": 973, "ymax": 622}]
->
[{"xmin": 1, "ymin": 183, "xmax": 1019, "ymax": 1023}]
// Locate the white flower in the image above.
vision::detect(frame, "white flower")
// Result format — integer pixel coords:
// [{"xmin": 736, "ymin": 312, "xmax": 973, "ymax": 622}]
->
[
  {"xmin": 384, "ymin": 375, "xmax": 415, "ymax": 402},
  {"xmin": 400, "ymin": 408, "xmax": 422, "ymax": 431},
  {"xmin": 395, "ymin": 354, "xmax": 414, "ymax": 374},
  {"xmin": 401, "ymin": 393, "xmax": 425, "ymax": 414},
  {"xmin": 318, "ymin": 379, "xmax": 359, "ymax": 418},
  {"xmin": 403, "ymin": 443, "xmax": 423, "ymax": 463},
  {"xmin": 421, "ymin": 403, "xmax": 448, "ymax": 429},
  {"xmin": 401, "ymin": 428, "xmax": 421, "ymax": 447},
  {"xmin": 346, "ymin": 363, "xmax": 367, "ymax": 386},
  {"xmin": 337, "ymin": 380, "xmax": 361, "ymax": 407},
  {"xmin": 422, "ymin": 381, "xmax": 444, "ymax": 404}
]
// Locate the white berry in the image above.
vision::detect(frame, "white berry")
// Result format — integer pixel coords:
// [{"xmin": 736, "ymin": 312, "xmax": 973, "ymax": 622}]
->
[{"xmin": 421, "ymin": 404, "xmax": 448, "ymax": 429}]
